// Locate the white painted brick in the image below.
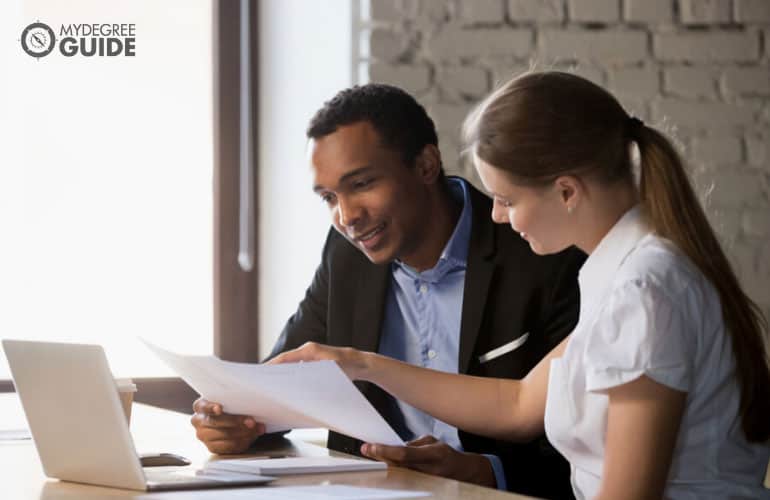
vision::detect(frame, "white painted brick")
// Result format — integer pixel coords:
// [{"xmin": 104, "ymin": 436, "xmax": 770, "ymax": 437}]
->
[
  {"xmin": 568, "ymin": 0, "xmax": 621, "ymax": 23},
  {"xmin": 369, "ymin": 0, "xmax": 401, "ymax": 22},
  {"xmin": 619, "ymin": 97, "xmax": 650, "ymax": 121},
  {"xmin": 429, "ymin": 26, "xmax": 533, "ymax": 60},
  {"xmin": 653, "ymin": 31, "xmax": 761, "ymax": 62},
  {"xmin": 700, "ymin": 170, "xmax": 766, "ymax": 205},
  {"xmin": 734, "ymin": 0, "xmax": 770, "ymax": 22},
  {"xmin": 368, "ymin": 63, "xmax": 432, "ymax": 94},
  {"xmin": 691, "ymin": 136, "xmax": 744, "ymax": 165},
  {"xmin": 459, "ymin": 0, "xmax": 506, "ymax": 24},
  {"xmin": 507, "ymin": 0, "xmax": 564, "ymax": 22},
  {"xmin": 539, "ymin": 30, "xmax": 648, "ymax": 64},
  {"xmin": 680, "ymin": 0, "xmax": 732, "ymax": 24},
  {"xmin": 624, "ymin": 0, "xmax": 674, "ymax": 23},
  {"xmin": 743, "ymin": 206, "xmax": 770, "ymax": 237},
  {"xmin": 440, "ymin": 66, "xmax": 490, "ymax": 99},
  {"xmin": 651, "ymin": 98, "xmax": 756, "ymax": 130},
  {"xmin": 550, "ymin": 62, "xmax": 607, "ymax": 85},
  {"xmin": 722, "ymin": 67, "xmax": 770, "ymax": 97},
  {"xmin": 368, "ymin": 28, "xmax": 408, "ymax": 61},
  {"xmin": 417, "ymin": 1, "xmax": 452, "ymax": 22},
  {"xmin": 429, "ymin": 103, "xmax": 474, "ymax": 140},
  {"xmin": 608, "ymin": 66, "xmax": 659, "ymax": 99},
  {"xmin": 663, "ymin": 67, "xmax": 718, "ymax": 99},
  {"xmin": 488, "ymin": 61, "xmax": 533, "ymax": 86},
  {"xmin": 705, "ymin": 205, "xmax": 743, "ymax": 240},
  {"xmin": 745, "ymin": 136, "xmax": 768, "ymax": 166}
]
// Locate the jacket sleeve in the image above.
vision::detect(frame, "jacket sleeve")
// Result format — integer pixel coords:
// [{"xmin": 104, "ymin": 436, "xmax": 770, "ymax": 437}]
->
[{"xmin": 263, "ymin": 228, "xmax": 335, "ymax": 361}]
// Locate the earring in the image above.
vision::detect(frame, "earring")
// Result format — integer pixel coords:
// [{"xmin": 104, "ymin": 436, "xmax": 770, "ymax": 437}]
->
[{"xmin": 567, "ymin": 205, "xmax": 574, "ymax": 214}]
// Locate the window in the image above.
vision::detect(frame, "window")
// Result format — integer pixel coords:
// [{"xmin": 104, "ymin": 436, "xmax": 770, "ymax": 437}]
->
[{"xmin": 1, "ymin": 1, "xmax": 213, "ymax": 390}]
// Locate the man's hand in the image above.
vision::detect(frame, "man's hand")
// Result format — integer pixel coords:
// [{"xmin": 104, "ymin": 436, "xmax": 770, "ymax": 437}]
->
[
  {"xmin": 190, "ymin": 398, "xmax": 266, "ymax": 454},
  {"xmin": 361, "ymin": 435, "xmax": 497, "ymax": 488}
]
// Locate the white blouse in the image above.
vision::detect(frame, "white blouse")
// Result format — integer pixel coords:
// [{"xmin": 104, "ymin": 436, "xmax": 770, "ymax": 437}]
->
[{"xmin": 544, "ymin": 206, "xmax": 770, "ymax": 499}]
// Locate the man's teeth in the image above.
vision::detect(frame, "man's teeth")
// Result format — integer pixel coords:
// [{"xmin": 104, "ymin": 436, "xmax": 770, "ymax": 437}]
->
[{"xmin": 359, "ymin": 225, "xmax": 384, "ymax": 241}]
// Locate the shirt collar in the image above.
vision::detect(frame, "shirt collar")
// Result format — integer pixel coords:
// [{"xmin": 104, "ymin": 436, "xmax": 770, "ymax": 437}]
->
[
  {"xmin": 394, "ymin": 178, "xmax": 473, "ymax": 282},
  {"xmin": 578, "ymin": 204, "xmax": 652, "ymax": 308}
]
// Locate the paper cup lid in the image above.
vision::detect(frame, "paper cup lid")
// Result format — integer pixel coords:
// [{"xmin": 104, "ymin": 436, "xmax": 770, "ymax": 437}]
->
[{"xmin": 115, "ymin": 378, "xmax": 137, "ymax": 392}]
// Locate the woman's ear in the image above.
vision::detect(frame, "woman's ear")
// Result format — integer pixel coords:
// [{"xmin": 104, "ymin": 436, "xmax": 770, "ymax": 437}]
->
[
  {"xmin": 554, "ymin": 175, "xmax": 581, "ymax": 213},
  {"xmin": 415, "ymin": 144, "xmax": 443, "ymax": 184}
]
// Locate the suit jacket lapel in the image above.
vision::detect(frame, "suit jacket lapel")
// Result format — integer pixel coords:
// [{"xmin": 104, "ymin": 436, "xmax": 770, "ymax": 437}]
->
[{"xmin": 459, "ymin": 185, "xmax": 496, "ymax": 374}]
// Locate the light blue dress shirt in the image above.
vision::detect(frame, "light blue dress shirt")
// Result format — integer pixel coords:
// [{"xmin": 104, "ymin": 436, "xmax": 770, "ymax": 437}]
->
[{"xmin": 378, "ymin": 178, "xmax": 507, "ymax": 490}]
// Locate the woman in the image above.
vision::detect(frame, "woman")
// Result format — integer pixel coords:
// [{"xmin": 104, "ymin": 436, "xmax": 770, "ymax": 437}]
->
[{"xmin": 272, "ymin": 72, "xmax": 770, "ymax": 499}]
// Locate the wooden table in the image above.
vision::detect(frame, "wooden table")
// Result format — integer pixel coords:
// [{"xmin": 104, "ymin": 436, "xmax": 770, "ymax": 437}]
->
[{"xmin": 0, "ymin": 393, "xmax": 537, "ymax": 499}]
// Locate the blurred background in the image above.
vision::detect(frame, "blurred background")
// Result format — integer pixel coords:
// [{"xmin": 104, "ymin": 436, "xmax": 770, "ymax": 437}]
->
[{"xmin": 1, "ymin": 0, "xmax": 768, "ymax": 394}]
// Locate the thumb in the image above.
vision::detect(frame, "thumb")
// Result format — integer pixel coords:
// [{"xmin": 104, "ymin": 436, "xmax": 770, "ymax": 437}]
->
[{"xmin": 406, "ymin": 435, "xmax": 438, "ymax": 447}]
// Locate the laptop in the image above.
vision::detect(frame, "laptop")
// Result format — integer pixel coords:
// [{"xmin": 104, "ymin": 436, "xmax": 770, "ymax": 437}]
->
[{"xmin": 2, "ymin": 339, "xmax": 275, "ymax": 491}]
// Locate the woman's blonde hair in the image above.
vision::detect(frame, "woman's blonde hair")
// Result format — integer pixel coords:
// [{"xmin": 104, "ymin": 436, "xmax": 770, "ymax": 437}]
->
[{"xmin": 463, "ymin": 71, "xmax": 770, "ymax": 442}]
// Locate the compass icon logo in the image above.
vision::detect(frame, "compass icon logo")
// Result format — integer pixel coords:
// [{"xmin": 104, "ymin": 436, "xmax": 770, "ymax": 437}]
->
[{"xmin": 21, "ymin": 22, "xmax": 56, "ymax": 58}]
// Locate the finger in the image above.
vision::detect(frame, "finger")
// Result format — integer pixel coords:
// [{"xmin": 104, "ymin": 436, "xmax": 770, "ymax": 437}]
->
[
  {"xmin": 199, "ymin": 413, "xmax": 255, "ymax": 429},
  {"xmin": 204, "ymin": 437, "xmax": 255, "ymax": 455},
  {"xmin": 361, "ymin": 443, "xmax": 411, "ymax": 465},
  {"xmin": 197, "ymin": 424, "xmax": 262, "ymax": 443},
  {"xmin": 267, "ymin": 343, "xmax": 319, "ymax": 365},
  {"xmin": 406, "ymin": 435, "xmax": 438, "ymax": 447},
  {"xmin": 193, "ymin": 399, "xmax": 223, "ymax": 416}
]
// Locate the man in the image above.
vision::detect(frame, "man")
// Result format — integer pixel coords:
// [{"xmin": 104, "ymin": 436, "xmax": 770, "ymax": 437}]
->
[{"xmin": 191, "ymin": 84, "xmax": 585, "ymax": 498}]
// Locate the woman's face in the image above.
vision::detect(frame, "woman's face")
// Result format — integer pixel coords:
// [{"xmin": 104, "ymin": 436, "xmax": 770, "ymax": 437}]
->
[{"xmin": 476, "ymin": 158, "xmax": 573, "ymax": 255}]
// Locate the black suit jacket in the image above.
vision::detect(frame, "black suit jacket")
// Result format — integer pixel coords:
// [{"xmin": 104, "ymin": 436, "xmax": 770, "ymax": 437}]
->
[{"xmin": 269, "ymin": 179, "xmax": 584, "ymax": 499}]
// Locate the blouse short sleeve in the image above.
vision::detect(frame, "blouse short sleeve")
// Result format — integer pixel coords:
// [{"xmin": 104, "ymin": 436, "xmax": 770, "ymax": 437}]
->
[{"xmin": 584, "ymin": 279, "xmax": 694, "ymax": 393}]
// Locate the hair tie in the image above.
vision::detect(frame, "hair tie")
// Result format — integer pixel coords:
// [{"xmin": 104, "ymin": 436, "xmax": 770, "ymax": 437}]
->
[{"xmin": 627, "ymin": 116, "xmax": 644, "ymax": 136}]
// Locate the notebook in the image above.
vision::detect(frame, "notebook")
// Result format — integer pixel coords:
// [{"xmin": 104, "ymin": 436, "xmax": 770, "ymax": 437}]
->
[{"xmin": 204, "ymin": 456, "xmax": 387, "ymax": 475}]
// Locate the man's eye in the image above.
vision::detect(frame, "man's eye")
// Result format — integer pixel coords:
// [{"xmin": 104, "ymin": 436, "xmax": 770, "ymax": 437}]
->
[
  {"xmin": 352, "ymin": 178, "xmax": 373, "ymax": 190},
  {"xmin": 321, "ymin": 193, "xmax": 336, "ymax": 205}
]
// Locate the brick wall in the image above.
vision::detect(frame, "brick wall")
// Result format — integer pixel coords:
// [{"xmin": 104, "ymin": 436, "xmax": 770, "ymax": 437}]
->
[{"xmin": 356, "ymin": 0, "xmax": 770, "ymax": 318}]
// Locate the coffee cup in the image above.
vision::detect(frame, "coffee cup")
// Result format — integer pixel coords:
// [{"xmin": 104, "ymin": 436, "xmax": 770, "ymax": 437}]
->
[{"xmin": 115, "ymin": 378, "xmax": 137, "ymax": 424}]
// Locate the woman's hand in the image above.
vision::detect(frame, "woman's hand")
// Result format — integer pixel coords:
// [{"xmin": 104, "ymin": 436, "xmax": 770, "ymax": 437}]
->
[{"xmin": 268, "ymin": 342, "xmax": 371, "ymax": 380}]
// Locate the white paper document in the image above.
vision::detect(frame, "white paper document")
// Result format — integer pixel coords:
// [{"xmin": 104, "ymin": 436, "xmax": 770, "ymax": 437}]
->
[
  {"xmin": 139, "ymin": 484, "xmax": 429, "ymax": 499},
  {"xmin": 204, "ymin": 456, "xmax": 387, "ymax": 475},
  {"xmin": 142, "ymin": 340, "xmax": 404, "ymax": 446}
]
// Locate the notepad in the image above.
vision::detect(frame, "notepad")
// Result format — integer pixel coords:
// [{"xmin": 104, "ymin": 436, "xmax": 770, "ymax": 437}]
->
[{"xmin": 204, "ymin": 456, "xmax": 387, "ymax": 476}]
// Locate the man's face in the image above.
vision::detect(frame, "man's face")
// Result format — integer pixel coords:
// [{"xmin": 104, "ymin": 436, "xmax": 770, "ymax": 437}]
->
[{"xmin": 310, "ymin": 121, "xmax": 429, "ymax": 265}]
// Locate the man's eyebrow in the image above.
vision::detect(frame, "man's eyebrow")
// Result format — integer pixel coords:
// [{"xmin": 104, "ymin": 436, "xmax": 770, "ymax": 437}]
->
[{"xmin": 312, "ymin": 165, "xmax": 375, "ymax": 193}]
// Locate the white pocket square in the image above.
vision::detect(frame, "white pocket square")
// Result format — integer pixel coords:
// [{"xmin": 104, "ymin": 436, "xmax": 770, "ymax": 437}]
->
[{"xmin": 478, "ymin": 333, "xmax": 530, "ymax": 364}]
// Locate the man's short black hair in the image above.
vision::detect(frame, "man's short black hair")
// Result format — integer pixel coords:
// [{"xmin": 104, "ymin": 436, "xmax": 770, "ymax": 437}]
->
[{"xmin": 307, "ymin": 83, "xmax": 440, "ymax": 168}]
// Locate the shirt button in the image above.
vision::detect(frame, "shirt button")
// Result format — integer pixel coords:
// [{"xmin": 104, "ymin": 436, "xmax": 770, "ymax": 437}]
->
[
  {"xmin": 428, "ymin": 350, "xmax": 437, "ymax": 359},
  {"xmin": 419, "ymin": 284, "xmax": 428, "ymax": 294}
]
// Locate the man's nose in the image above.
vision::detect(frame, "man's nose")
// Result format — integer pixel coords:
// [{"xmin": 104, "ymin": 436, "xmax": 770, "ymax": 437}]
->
[{"xmin": 337, "ymin": 196, "xmax": 362, "ymax": 229}]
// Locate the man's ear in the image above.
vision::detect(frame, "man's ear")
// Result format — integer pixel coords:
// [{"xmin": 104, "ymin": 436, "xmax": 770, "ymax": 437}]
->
[{"xmin": 414, "ymin": 144, "xmax": 443, "ymax": 184}]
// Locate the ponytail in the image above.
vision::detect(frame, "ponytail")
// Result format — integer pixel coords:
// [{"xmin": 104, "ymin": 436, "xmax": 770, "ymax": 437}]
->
[{"xmin": 635, "ymin": 124, "xmax": 770, "ymax": 442}]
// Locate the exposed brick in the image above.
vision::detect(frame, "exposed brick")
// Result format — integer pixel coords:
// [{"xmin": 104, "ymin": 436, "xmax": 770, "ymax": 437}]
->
[
  {"xmin": 734, "ymin": 0, "xmax": 770, "ymax": 22},
  {"xmin": 651, "ymin": 98, "xmax": 756, "ymax": 130},
  {"xmin": 369, "ymin": 0, "xmax": 401, "ymax": 22},
  {"xmin": 368, "ymin": 63, "xmax": 432, "ymax": 94},
  {"xmin": 653, "ymin": 31, "xmax": 761, "ymax": 62},
  {"xmin": 743, "ymin": 206, "xmax": 770, "ymax": 237},
  {"xmin": 663, "ymin": 67, "xmax": 718, "ymax": 99},
  {"xmin": 507, "ymin": 0, "xmax": 564, "ymax": 22},
  {"xmin": 679, "ymin": 0, "xmax": 732, "ymax": 25},
  {"xmin": 568, "ymin": 0, "xmax": 621, "ymax": 23},
  {"xmin": 539, "ymin": 30, "xmax": 648, "ymax": 64},
  {"xmin": 624, "ymin": 0, "xmax": 674, "ymax": 23},
  {"xmin": 745, "ymin": 135, "xmax": 768, "ymax": 166},
  {"xmin": 691, "ymin": 136, "xmax": 744, "ymax": 165},
  {"xmin": 439, "ymin": 66, "xmax": 490, "ymax": 100},
  {"xmin": 722, "ymin": 67, "xmax": 770, "ymax": 97},
  {"xmin": 368, "ymin": 28, "xmax": 408, "ymax": 62},
  {"xmin": 429, "ymin": 26, "xmax": 533, "ymax": 60},
  {"xmin": 608, "ymin": 66, "xmax": 659, "ymax": 99},
  {"xmin": 459, "ymin": 0, "xmax": 506, "ymax": 24}
]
